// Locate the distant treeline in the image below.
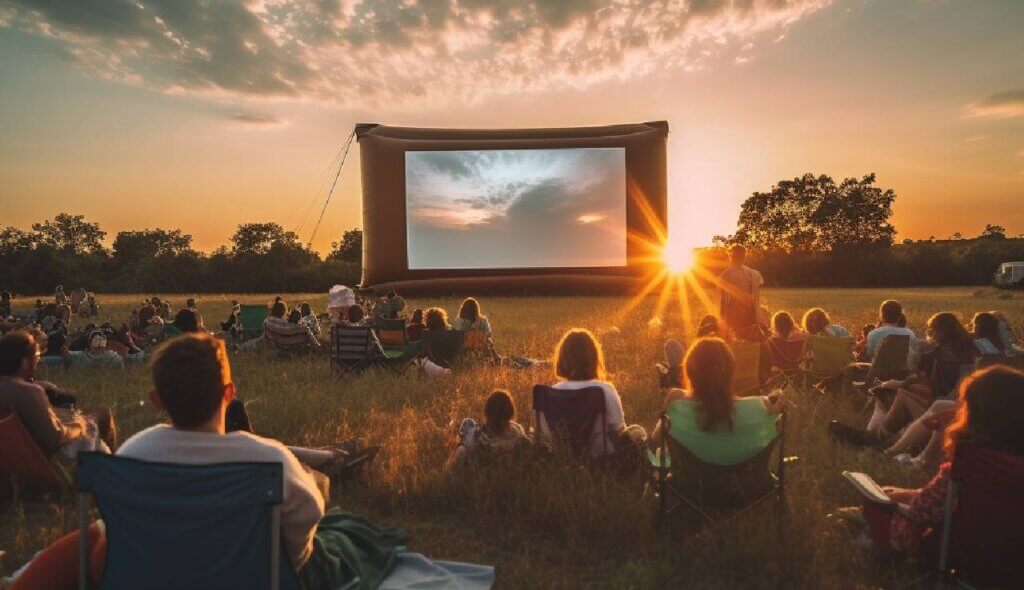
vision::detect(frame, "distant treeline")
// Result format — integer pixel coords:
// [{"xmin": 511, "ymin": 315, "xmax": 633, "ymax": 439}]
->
[
  {"xmin": 696, "ymin": 237, "xmax": 1024, "ymax": 288},
  {"xmin": 0, "ymin": 214, "xmax": 363, "ymax": 294}
]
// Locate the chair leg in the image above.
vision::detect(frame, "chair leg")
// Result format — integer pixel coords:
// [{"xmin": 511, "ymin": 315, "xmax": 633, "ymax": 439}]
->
[{"xmin": 78, "ymin": 493, "xmax": 90, "ymax": 590}]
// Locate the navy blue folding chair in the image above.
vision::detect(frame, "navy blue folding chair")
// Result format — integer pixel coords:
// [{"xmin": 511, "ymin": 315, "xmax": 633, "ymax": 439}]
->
[
  {"xmin": 76, "ymin": 452, "xmax": 301, "ymax": 590},
  {"xmin": 532, "ymin": 385, "xmax": 608, "ymax": 460}
]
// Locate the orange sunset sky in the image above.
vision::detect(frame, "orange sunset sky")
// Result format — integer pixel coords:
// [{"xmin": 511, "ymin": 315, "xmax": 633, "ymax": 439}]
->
[{"xmin": 1, "ymin": 0, "xmax": 1022, "ymax": 256}]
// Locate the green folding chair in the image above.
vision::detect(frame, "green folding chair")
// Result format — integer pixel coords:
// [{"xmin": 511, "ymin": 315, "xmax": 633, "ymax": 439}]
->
[
  {"xmin": 802, "ymin": 336, "xmax": 854, "ymax": 396},
  {"xmin": 239, "ymin": 304, "xmax": 269, "ymax": 341}
]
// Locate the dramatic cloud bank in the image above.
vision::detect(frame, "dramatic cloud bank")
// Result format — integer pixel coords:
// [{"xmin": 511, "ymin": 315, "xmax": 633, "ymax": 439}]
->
[{"xmin": 0, "ymin": 0, "xmax": 829, "ymax": 106}]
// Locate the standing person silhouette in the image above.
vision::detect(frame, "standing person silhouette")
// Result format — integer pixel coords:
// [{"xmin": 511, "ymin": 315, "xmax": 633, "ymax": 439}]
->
[{"xmin": 718, "ymin": 244, "xmax": 764, "ymax": 341}]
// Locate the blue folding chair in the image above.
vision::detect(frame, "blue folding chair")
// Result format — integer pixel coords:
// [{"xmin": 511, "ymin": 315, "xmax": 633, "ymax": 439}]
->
[{"xmin": 76, "ymin": 452, "xmax": 301, "ymax": 590}]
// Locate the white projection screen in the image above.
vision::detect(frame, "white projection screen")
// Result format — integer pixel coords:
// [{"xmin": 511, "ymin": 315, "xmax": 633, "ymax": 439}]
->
[{"xmin": 405, "ymin": 147, "xmax": 627, "ymax": 270}]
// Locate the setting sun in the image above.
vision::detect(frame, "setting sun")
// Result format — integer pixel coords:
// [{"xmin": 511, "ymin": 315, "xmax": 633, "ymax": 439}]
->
[{"xmin": 661, "ymin": 240, "xmax": 696, "ymax": 274}]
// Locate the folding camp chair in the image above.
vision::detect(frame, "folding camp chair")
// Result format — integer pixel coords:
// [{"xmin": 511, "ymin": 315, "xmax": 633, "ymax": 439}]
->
[
  {"xmin": 263, "ymin": 320, "xmax": 318, "ymax": 353},
  {"xmin": 729, "ymin": 342, "xmax": 765, "ymax": 395},
  {"xmin": 376, "ymin": 317, "xmax": 408, "ymax": 348},
  {"xmin": 532, "ymin": 385, "xmax": 608, "ymax": 461},
  {"xmin": 766, "ymin": 337, "xmax": 808, "ymax": 392},
  {"xmin": 852, "ymin": 334, "xmax": 911, "ymax": 394},
  {"xmin": 421, "ymin": 329, "xmax": 465, "ymax": 369},
  {"xmin": 801, "ymin": 336, "xmax": 854, "ymax": 396},
  {"xmin": 238, "ymin": 304, "xmax": 269, "ymax": 341},
  {"xmin": 0, "ymin": 409, "xmax": 70, "ymax": 496},
  {"xmin": 917, "ymin": 443, "xmax": 1024, "ymax": 588},
  {"xmin": 655, "ymin": 411, "xmax": 786, "ymax": 528},
  {"xmin": 331, "ymin": 324, "xmax": 379, "ymax": 375},
  {"xmin": 76, "ymin": 452, "xmax": 300, "ymax": 590}
]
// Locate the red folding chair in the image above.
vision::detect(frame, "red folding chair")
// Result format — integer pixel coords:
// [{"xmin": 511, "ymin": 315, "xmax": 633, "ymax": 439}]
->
[
  {"xmin": 920, "ymin": 442, "xmax": 1024, "ymax": 588},
  {"xmin": 0, "ymin": 409, "xmax": 69, "ymax": 495}
]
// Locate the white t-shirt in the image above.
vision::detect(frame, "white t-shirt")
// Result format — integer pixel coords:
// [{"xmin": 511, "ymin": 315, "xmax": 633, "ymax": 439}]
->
[
  {"xmin": 541, "ymin": 380, "xmax": 625, "ymax": 457},
  {"xmin": 117, "ymin": 425, "xmax": 324, "ymax": 572},
  {"xmin": 865, "ymin": 325, "xmax": 917, "ymax": 360},
  {"xmin": 451, "ymin": 316, "xmax": 492, "ymax": 337}
]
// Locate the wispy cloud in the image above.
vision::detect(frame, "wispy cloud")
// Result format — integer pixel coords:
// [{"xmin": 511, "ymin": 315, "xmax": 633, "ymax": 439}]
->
[
  {"xmin": 966, "ymin": 90, "xmax": 1024, "ymax": 119},
  {"xmin": 225, "ymin": 111, "xmax": 285, "ymax": 127},
  {"xmin": 0, "ymin": 0, "xmax": 830, "ymax": 107}
]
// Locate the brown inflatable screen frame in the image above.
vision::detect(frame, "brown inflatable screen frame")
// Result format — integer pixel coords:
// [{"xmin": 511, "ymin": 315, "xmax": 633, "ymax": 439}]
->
[{"xmin": 356, "ymin": 121, "xmax": 668, "ymax": 294}]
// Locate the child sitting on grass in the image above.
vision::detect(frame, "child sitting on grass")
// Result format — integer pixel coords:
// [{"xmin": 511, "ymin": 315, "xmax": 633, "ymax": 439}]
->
[{"xmin": 445, "ymin": 389, "xmax": 529, "ymax": 471}]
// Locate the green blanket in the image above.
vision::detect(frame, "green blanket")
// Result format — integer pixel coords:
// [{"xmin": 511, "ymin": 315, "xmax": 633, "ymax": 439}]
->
[{"xmin": 300, "ymin": 510, "xmax": 408, "ymax": 590}]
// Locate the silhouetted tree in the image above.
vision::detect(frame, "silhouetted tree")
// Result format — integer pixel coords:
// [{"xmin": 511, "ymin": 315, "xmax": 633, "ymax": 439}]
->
[
  {"xmin": 329, "ymin": 229, "xmax": 363, "ymax": 263},
  {"xmin": 231, "ymin": 222, "xmax": 299, "ymax": 256},
  {"xmin": 730, "ymin": 173, "xmax": 896, "ymax": 252}
]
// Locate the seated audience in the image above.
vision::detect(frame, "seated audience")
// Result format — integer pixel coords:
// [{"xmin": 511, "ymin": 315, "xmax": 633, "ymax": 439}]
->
[
  {"xmin": 539, "ymin": 328, "xmax": 646, "ymax": 457},
  {"xmin": 451, "ymin": 297, "xmax": 492, "ymax": 337},
  {"xmin": 424, "ymin": 307, "xmax": 450, "ymax": 332},
  {"xmin": 831, "ymin": 313, "xmax": 975, "ymax": 448},
  {"xmin": 649, "ymin": 337, "xmax": 784, "ymax": 465},
  {"xmin": 376, "ymin": 289, "xmax": 406, "ymax": 319},
  {"xmin": 991, "ymin": 310, "xmax": 1021, "ymax": 352},
  {"xmin": 299, "ymin": 302, "xmax": 321, "ymax": 336},
  {"xmin": 802, "ymin": 308, "xmax": 851, "ymax": 338},
  {"xmin": 406, "ymin": 309, "xmax": 425, "ymax": 342},
  {"xmin": 7, "ymin": 333, "xmax": 406, "ymax": 590},
  {"xmin": 834, "ymin": 366, "xmax": 1024, "ymax": 558},
  {"xmin": 0, "ymin": 330, "xmax": 118, "ymax": 459},
  {"xmin": 656, "ymin": 338, "xmax": 685, "ymax": 390},
  {"xmin": 41, "ymin": 331, "xmax": 71, "ymax": 367},
  {"xmin": 445, "ymin": 389, "xmax": 529, "ymax": 471},
  {"xmin": 770, "ymin": 311, "xmax": 807, "ymax": 342},
  {"xmin": 768, "ymin": 311, "xmax": 808, "ymax": 370},
  {"xmin": 341, "ymin": 304, "xmax": 373, "ymax": 328},
  {"xmin": 288, "ymin": 308, "xmax": 302, "ymax": 324},
  {"xmin": 865, "ymin": 300, "xmax": 917, "ymax": 361},
  {"xmin": 54, "ymin": 284, "xmax": 66, "ymax": 306}
]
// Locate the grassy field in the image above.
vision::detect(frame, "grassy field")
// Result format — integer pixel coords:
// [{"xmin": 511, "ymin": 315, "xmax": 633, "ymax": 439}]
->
[{"xmin": 2, "ymin": 287, "xmax": 1022, "ymax": 588}]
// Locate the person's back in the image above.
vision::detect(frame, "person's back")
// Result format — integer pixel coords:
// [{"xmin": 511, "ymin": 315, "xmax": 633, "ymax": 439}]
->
[
  {"xmin": 666, "ymin": 396, "xmax": 777, "ymax": 466},
  {"xmin": 866, "ymin": 300, "xmax": 916, "ymax": 360},
  {"xmin": 718, "ymin": 245, "xmax": 763, "ymax": 336}
]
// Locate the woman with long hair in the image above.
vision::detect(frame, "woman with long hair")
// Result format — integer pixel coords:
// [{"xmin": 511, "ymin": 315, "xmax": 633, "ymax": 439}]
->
[
  {"xmin": 406, "ymin": 309, "xmax": 425, "ymax": 342},
  {"xmin": 851, "ymin": 366, "xmax": 1024, "ymax": 554},
  {"xmin": 451, "ymin": 297, "xmax": 492, "ymax": 337},
  {"xmin": 649, "ymin": 338, "xmax": 783, "ymax": 464},
  {"xmin": 542, "ymin": 328, "xmax": 646, "ymax": 456},
  {"xmin": 423, "ymin": 307, "xmax": 449, "ymax": 332}
]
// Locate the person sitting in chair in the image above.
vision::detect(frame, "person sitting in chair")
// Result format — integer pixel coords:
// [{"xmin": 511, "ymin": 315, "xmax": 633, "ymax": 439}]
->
[
  {"xmin": 0, "ymin": 330, "xmax": 118, "ymax": 460},
  {"xmin": 299, "ymin": 302, "xmax": 321, "ymax": 336},
  {"xmin": 802, "ymin": 308, "xmax": 851, "ymax": 338},
  {"xmin": 831, "ymin": 365, "xmax": 1024, "ymax": 558},
  {"xmin": 649, "ymin": 337, "xmax": 784, "ymax": 468},
  {"xmin": 423, "ymin": 307, "xmax": 450, "ymax": 332},
  {"xmin": 971, "ymin": 312, "xmax": 1014, "ymax": 356},
  {"xmin": 6, "ymin": 333, "xmax": 407, "ymax": 590},
  {"xmin": 406, "ymin": 309, "xmax": 425, "ymax": 342},
  {"xmin": 540, "ymin": 329, "xmax": 646, "ymax": 457},
  {"xmin": 865, "ymin": 300, "xmax": 917, "ymax": 361},
  {"xmin": 375, "ymin": 289, "xmax": 406, "ymax": 319}
]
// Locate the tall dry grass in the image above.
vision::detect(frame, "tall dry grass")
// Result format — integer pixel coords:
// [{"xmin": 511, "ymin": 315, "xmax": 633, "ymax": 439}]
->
[{"xmin": 2, "ymin": 288, "xmax": 1022, "ymax": 587}]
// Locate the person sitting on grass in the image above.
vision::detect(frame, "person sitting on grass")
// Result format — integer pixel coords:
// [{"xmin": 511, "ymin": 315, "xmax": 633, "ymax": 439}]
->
[
  {"xmin": 656, "ymin": 338, "xmax": 685, "ymax": 390},
  {"xmin": 649, "ymin": 337, "xmax": 784, "ymax": 470},
  {"xmin": 6, "ymin": 333, "xmax": 406, "ymax": 590},
  {"xmin": 288, "ymin": 307, "xmax": 302, "ymax": 324},
  {"xmin": 971, "ymin": 311, "xmax": 1013, "ymax": 356},
  {"xmin": 540, "ymin": 328, "xmax": 647, "ymax": 457},
  {"xmin": 696, "ymin": 315, "xmax": 723, "ymax": 338},
  {"xmin": 173, "ymin": 307, "xmax": 204, "ymax": 334},
  {"xmin": 831, "ymin": 365, "xmax": 1024, "ymax": 559},
  {"xmin": 451, "ymin": 297, "xmax": 492, "ymax": 337},
  {"xmin": 375, "ymin": 289, "xmax": 406, "ymax": 320},
  {"xmin": 299, "ymin": 302, "xmax": 321, "ymax": 336},
  {"xmin": 445, "ymin": 389, "xmax": 529, "ymax": 471},
  {"xmin": 71, "ymin": 331, "xmax": 125, "ymax": 368},
  {"xmin": 406, "ymin": 309, "xmax": 425, "ymax": 342},
  {"xmin": 0, "ymin": 330, "xmax": 118, "ymax": 459},
  {"xmin": 423, "ymin": 307, "xmax": 450, "ymax": 332},
  {"xmin": 802, "ymin": 308, "xmax": 851, "ymax": 338}
]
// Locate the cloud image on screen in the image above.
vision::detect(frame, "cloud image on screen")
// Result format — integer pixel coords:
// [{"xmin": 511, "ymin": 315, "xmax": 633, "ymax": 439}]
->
[{"xmin": 405, "ymin": 148, "xmax": 627, "ymax": 270}]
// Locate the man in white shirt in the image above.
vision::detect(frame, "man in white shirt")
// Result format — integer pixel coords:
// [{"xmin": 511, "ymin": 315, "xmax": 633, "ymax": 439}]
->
[
  {"xmin": 865, "ymin": 299, "xmax": 917, "ymax": 361},
  {"xmin": 718, "ymin": 245, "xmax": 764, "ymax": 339}
]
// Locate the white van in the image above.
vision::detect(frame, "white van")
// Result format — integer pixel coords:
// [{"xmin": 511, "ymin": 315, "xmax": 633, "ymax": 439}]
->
[{"xmin": 994, "ymin": 261, "xmax": 1024, "ymax": 289}]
